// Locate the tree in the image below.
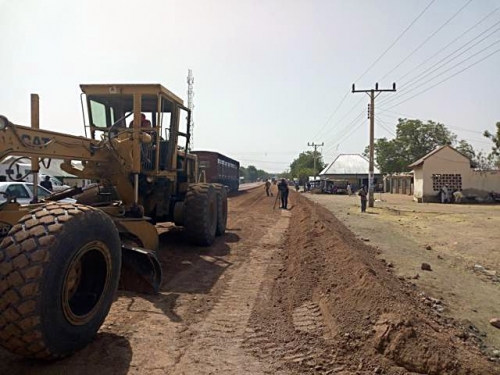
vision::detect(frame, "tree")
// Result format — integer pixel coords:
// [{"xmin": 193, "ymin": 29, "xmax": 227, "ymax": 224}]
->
[
  {"xmin": 289, "ymin": 151, "xmax": 326, "ymax": 181},
  {"xmin": 246, "ymin": 165, "xmax": 258, "ymax": 182},
  {"xmin": 484, "ymin": 122, "xmax": 500, "ymax": 167},
  {"xmin": 455, "ymin": 139, "xmax": 476, "ymax": 161},
  {"xmin": 369, "ymin": 118, "xmax": 457, "ymax": 174}
]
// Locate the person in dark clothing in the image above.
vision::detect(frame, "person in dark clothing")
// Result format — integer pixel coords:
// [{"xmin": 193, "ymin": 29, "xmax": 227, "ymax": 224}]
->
[
  {"xmin": 265, "ymin": 180, "xmax": 272, "ymax": 197},
  {"xmin": 277, "ymin": 178, "xmax": 289, "ymax": 209},
  {"xmin": 40, "ymin": 176, "xmax": 53, "ymax": 191},
  {"xmin": 358, "ymin": 186, "xmax": 367, "ymax": 212}
]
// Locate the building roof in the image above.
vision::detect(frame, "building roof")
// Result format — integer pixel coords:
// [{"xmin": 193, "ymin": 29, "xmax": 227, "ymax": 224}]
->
[
  {"xmin": 408, "ymin": 145, "xmax": 470, "ymax": 169},
  {"xmin": 320, "ymin": 154, "xmax": 380, "ymax": 175}
]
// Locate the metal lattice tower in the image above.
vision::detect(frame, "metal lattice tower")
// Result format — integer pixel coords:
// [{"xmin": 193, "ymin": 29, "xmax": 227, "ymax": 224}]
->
[{"xmin": 187, "ymin": 69, "xmax": 195, "ymax": 150}]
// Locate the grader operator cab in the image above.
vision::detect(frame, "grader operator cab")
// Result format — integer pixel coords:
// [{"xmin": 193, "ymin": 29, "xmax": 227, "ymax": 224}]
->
[{"xmin": 0, "ymin": 84, "xmax": 228, "ymax": 359}]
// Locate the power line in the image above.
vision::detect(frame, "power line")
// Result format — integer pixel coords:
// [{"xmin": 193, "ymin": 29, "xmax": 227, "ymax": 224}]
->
[
  {"xmin": 320, "ymin": 97, "xmax": 366, "ymax": 139},
  {"xmin": 376, "ymin": 117, "xmax": 396, "ymax": 137},
  {"xmin": 380, "ymin": 0, "xmax": 473, "ymax": 80},
  {"xmin": 378, "ymin": 23, "xmax": 500, "ymax": 106},
  {"xmin": 313, "ymin": 0, "xmax": 435, "ymax": 142},
  {"xmin": 322, "ymin": 118, "xmax": 366, "ymax": 156},
  {"xmin": 396, "ymin": 5, "xmax": 500, "ymax": 83},
  {"xmin": 355, "ymin": 0, "xmax": 436, "ymax": 83},
  {"xmin": 380, "ymin": 40, "xmax": 500, "ymax": 110},
  {"xmin": 378, "ymin": 112, "xmax": 486, "ymax": 136},
  {"xmin": 312, "ymin": 91, "xmax": 349, "ymax": 140},
  {"xmin": 322, "ymin": 110, "xmax": 366, "ymax": 152}
]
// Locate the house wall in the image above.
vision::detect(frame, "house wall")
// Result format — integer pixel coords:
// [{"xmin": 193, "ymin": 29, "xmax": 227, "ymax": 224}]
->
[
  {"xmin": 413, "ymin": 168, "xmax": 424, "ymax": 200},
  {"xmin": 463, "ymin": 170, "xmax": 500, "ymax": 197},
  {"xmin": 413, "ymin": 147, "xmax": 500, "ymax": 201},
  {"xmin": 421, "ymin": 147, "xmax": 470, "ymax": 200}
]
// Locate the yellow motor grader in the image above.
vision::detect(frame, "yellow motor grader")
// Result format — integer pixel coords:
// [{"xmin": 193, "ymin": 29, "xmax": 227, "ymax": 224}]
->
[{"xmin": 0, "ymin": 84, "xmax": 228, "ymax": 359}]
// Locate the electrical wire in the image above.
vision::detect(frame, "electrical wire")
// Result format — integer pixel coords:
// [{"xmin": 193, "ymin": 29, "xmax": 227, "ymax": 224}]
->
[
  {"xmin": 380, "ymin": 0, "xmax": 473, "ymax": 80},
  {"xmin": 378, "ymin": 24, "xmax": 500, "ymax": 107},
  {"xmin": 320, "ymin": 97, "xmax": 366, "ymax": 139},
  {"xmin": 381, "ymin": 44, "xmax": 500, "ymax": 110},
  {"xmin": 355, "ymin": 0, "xmax": 436, "ymax": 83},
  {"xmin": 313, "ymin": 0, "xmax": 436, "ymax": 142},
  {"xmin": 376, "ymin": 117, "xmax": 396, "ymax": 137},
  {"xmin": 323, "ymin": 110, "xmax": 366, "ymax": 152},
  {"xmin": 323, "ymin": 115, "xmax": 367, "ymax": 154},
  {"xmin": 312, "ymin": 90, "xmax": 350, "ymax": 140},
  {"xmin": 396, "ymin": 5, "xmax": 500, "ymax": 83}
]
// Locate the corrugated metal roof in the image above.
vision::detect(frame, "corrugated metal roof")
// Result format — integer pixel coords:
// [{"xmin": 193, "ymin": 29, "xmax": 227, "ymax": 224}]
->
[
  {"xmin": 408, "ymin": 145, "xmax": 470, "ymax": 169},
  {"xmin": 320, "ymin": 154, "xmax": 380, "ymax": 175}
]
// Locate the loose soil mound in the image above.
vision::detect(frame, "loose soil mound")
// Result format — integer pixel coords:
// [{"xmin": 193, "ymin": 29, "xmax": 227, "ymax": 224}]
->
[{"xmin": 248, "ymin": 193, "xmax": 498, "ymax": 374}]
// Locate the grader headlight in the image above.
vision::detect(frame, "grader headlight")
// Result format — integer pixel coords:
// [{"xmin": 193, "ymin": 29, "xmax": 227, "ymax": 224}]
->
[{"xmin": 0, "ymin": 115, "xmax": 8, "ymax": 130}]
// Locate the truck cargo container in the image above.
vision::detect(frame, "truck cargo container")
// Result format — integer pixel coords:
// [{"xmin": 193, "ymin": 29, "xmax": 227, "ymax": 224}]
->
[{"xmin": 191, "ymin": 151, "xmax": 240, "ymax": 192}]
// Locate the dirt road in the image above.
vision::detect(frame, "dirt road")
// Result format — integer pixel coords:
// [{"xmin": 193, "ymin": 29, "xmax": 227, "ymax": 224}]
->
[{"xmin": 0, "ymin": 187, "xmax": 498, "ymax": 374}]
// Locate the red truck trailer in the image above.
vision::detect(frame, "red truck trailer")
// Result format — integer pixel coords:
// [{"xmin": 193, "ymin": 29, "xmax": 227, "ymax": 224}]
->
[{"xmin": 191, "ymin": 151, "xmax": 240, "ymax": 192}]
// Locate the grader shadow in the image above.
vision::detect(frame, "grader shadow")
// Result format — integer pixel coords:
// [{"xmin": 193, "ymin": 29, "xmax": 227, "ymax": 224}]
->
[
  {"xmin": 0, "ymin": 333, "xmax": 132, "ymax": 375},
  {"xmin": 156, "ymin": 227, "xmax": 239, "ymax": 295}
]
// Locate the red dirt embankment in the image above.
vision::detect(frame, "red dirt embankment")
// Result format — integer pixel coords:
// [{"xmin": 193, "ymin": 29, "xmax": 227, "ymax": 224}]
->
[{"xmin": 248, "ymin": 193, "xmax": 497, "ymax": 374}]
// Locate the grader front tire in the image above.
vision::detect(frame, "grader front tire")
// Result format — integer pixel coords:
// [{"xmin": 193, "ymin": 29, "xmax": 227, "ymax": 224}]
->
[{"xmin": 0, "ymin": 203, "xmax": 121, "ymax": 359}]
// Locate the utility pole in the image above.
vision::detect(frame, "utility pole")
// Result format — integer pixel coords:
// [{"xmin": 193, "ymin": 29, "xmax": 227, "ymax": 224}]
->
[
  {"xmin": 308, "ymin": 142, "xmax": 324, "ymax": 181},
  {"xmin": 352, "ymin": 82, "xmax": 396, "ymax": 208}
]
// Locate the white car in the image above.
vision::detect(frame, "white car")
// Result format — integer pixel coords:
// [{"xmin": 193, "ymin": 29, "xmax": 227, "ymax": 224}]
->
[{"xmin": 0, "ymin": 182, "xmax": 76, "ymax": 205}]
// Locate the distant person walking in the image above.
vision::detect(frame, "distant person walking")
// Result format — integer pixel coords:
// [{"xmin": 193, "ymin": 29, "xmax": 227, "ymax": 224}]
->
[
  {"xmin": 358, "ymin": 186, "xmax": 367, "ymax": 213},
  {"xmin": 440, "ymin": 185, "xmax": 449, "ymax": 203},
  {"xmin": 40, "ymin": 176, "xmax": 53, "ymax": 191},
  {"xmin": 265, "ymin": 179, "xmax": 272, "ymax": 197},
  {"xmin": 277, "ymin": 178, "xmax": 289, "ymax": 209},
  {"xmin": 306, "ymin": 181, "xmax": 311, "ymax": 192},
  {"xmin": 347, "ymin": 183, "xmax": 352, "ymax": 196}
]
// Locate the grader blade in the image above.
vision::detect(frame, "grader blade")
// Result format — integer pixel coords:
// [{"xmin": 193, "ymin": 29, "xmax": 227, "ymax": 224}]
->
[{"xmin": 120, "ymin": 244, "xmax": 162, "ymax": 294}]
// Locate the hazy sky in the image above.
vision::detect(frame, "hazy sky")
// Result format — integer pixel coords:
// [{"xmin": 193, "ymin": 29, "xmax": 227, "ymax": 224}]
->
[{"xmin": 1, "ymin": 0, "xmax": 499, "ymax": 172}]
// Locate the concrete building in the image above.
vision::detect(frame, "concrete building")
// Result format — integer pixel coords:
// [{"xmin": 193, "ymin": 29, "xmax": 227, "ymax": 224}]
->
[
  {"xmin": 320, "ymin": 154, "xmax": 381, "ymax": 190},
  {"xmin": 409, "ymin": 145, "xmax": 500, "ymax": 202},
  {"xmin": 383, "ymin": 173, "xmax": 414, "ymax": 195}
]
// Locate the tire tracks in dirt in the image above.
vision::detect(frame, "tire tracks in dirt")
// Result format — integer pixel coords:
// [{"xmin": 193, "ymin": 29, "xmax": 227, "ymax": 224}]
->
[{"xmin": 171, "ymin": 209, "xmax": 291, "ymax": 374}]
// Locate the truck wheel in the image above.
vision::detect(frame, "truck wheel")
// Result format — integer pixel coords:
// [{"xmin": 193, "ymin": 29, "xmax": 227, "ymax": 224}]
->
[
  {"xmin": 184, "ymin": 184, "xmax": 217, "ymax": 246},
  {"xmin": 0, "ymin": 203, "xmax": 121, "ymax": 359},
  {"xmin": 214, "ymin": 185, "xmax": 228, "ymax": 236}
]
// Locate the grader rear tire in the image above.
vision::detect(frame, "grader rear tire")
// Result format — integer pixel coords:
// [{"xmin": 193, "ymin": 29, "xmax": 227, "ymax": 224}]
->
[
  {"xmin": 184, "ymin": 184, "xmax": 217, "ymax": 246},
  {"xmin": 0, "ymin": 203, "xmax": 121, "ymax": 359},
  {"xmin": 214, "ymin": 184, "xmax": 228, "ymax": 236}
]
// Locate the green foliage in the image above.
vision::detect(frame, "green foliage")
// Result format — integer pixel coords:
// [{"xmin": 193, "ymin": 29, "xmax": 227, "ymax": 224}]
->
[
  {"xmin": 455, "ymin": 139, "xmax": 476, "ymax": 161},
  {"xmin": 289, "ymin": 151, "xmax": 325, "ymax": 181},
  {"xmin": 239, "ymin": 165, "xmax": 269, "ymax": 182},
  {"xmin": 484, "ymin": 122, "xmax": 500, "ymax": 157},
  {"xmin": 371, "ymin": 119, "xmax": 458, "ymax": 174}
]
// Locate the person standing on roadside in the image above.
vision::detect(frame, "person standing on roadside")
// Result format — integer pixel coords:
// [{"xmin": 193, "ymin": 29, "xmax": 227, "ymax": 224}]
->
[
  {"xmin": 277, "ymin": 178, "xmax": 289, "ymax": 209},
  {"xmin": 40, "ymin": 176, "xmax": 53, "ymax": 191},
  {"xmin": 358, "ymin": 185, "xmax": 367, "ymax": 213},
  {"xmin": 265, "ymin": 179, "xmax": 272, "ymax": 197}
]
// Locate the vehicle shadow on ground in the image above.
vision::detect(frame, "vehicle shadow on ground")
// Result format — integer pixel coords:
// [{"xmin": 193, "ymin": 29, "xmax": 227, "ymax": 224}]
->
[
  {"xmin": 122, "ymin": 292, "xmax": 183, "ymax": 323},
  {"xmin": 156, "ymin": 227, "xmax": 240, "ymax": 295},
  {"xmin": 0, "ymin": 332, "xmax": 132, "ymax": 375}
]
